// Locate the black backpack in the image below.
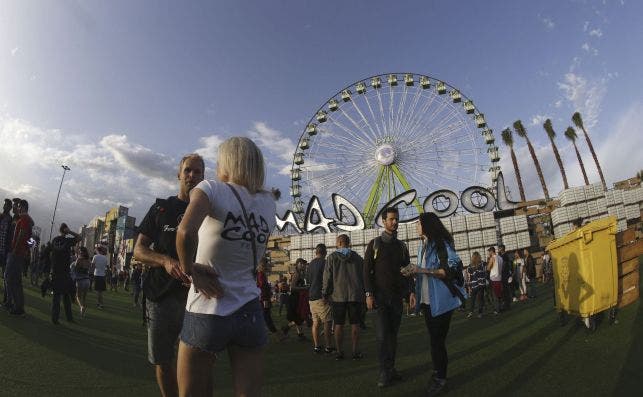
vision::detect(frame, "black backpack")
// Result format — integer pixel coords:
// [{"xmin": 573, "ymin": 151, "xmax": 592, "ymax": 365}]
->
[{"xmin": 435, "ymin": 239, "xmax": 464, "ymax": 288}]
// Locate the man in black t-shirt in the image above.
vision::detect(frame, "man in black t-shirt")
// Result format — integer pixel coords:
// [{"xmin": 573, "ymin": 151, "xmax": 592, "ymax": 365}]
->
[
  {"xmin": 364, "ymin": 207, "xmax": 410, "ymax": 388},
  {"xmin": 133, "ymin": 153, "xmax": 204, "ymax": 397},
  {"xmin": 50, "ymin": 223, "xmax": 81, "ymax": 324}
]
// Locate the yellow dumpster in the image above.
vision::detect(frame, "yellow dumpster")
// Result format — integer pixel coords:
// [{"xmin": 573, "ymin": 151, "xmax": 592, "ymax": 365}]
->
[{"xmin": 547, "ymin": 217, "xmax": 618, "ymax": 317}]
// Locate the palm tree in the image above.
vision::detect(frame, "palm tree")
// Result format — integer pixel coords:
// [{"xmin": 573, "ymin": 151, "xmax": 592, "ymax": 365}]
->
[
  {"xmin": 572, "ymin": 112, "xmax": 607, "ymax": 191},
  {"xmin": 513, "ymin": 120, "xmax": 550, "ymax": 200},
  {"xmin": 501, "ymin": 128, "xmax": 526, "ymax": 201},
  {"xmin": 564, "ymin": 126, "xmax": 590, "ymax": 185},
  {"xmin": 543, "ymin": 119, "xmax": 569, "ymax": 190}
]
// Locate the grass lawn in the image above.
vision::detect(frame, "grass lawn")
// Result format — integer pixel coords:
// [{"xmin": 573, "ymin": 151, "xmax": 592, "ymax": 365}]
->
[{"xmin": 0, "ymin": 271, "xmax": 640, "ymax": 397}]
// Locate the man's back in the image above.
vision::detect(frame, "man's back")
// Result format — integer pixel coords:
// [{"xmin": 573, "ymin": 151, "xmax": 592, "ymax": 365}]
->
[
  {"xmin": 307, "ymin": 257, "xmax": 325, "ymax": 301},
  {"xmin": 324, "ymin": 251, "xmax": 364, "ymax": 302}
]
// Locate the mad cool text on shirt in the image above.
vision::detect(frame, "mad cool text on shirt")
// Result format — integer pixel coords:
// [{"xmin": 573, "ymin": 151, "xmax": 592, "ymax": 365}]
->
[{"xmin": 276, "ymin": 171, "xmax": 521, "ymax": 234}]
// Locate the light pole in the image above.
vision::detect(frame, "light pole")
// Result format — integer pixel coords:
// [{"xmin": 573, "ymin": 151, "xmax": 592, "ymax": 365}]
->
[{"xmin": 49, "ymin": 165, "xmax": 71, "ymax": 242}]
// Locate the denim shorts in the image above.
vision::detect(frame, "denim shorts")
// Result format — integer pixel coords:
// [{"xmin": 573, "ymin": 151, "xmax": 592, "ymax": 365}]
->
[
  {"xmin": 180, "ymin": 299, "xmax": 267, "ymax": 354},
  {"xmin": 146, "ymin": 293, "xmax": 186, "ymax": 364}
]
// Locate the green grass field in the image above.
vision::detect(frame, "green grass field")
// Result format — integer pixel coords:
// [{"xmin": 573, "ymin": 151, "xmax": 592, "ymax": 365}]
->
[{"xmin": 0, "ymin": 272, "xmax": 640, "ymax": 397}]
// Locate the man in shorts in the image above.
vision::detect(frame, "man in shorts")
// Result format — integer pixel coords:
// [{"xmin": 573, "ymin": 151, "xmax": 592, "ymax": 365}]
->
[
  {"xmin": 307, "ymin": 243, "xmax": 333, "ymax": 354},
  {"xmin": 323, "ymin": 234, "xmax": 365, "ymax": 360},
  {"xmin": 133, "ymin": 153, "xmax": 204, "ymax": 397}
]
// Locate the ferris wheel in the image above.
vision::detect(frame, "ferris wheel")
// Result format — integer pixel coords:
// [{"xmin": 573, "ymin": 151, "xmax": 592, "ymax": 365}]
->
[{"xmin": 290, "ymin": 73, "xmax": 501, "ymax": 227}]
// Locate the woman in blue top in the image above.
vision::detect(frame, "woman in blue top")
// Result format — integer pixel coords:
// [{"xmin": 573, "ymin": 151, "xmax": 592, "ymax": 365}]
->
[{"xmin": 411, "ymin": 212, "xmax": 464, "ymax": 396}]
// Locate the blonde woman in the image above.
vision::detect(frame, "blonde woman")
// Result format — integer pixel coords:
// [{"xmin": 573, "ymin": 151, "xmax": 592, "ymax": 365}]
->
[{"xmin": 176, "ymin": 137, "xmax": 276, "ymax": 397}]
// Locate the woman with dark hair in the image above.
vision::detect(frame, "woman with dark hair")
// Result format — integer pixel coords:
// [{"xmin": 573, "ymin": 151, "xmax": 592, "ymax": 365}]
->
[
  {"xmin": 75, "ymin": 246, "xmax": 91, "ymax": 316},
  {"xmin": 411, "ymin": 212, "xmax": 465, "ymax": 396},
  {"xmin": 282, "ymin": 258, "xmax": 309, "ymax": 341}
]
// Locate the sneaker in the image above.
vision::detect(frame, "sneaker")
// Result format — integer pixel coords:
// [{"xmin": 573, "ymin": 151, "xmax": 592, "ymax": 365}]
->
[
  {"xmin": 377, "ymin": 372, "xmax": 390, "ymax": 388},
  {"xmin": 324, "ymin": 347, "xmax": 336, "ymax": 355},
  {"xmin": 493, "ymin": 311, "xmax": 499, "ymax": 315},
  {"xmin": 426, "ymin": 378, "xmax": 447, "ymax": 396},
  {"xmin": 313, "ymin": 346, "xmax": 323, "ymax": 354},
  {"xmin": 409, "ymin": 312, "xmax": 417, "ymax": 317},
  {"xmin": 466, "ymin": 312, "xmax": 474, "ymax": 319},
  {"xmin": 335, "ymin": 351, "xmax": 345, "ymax": 361},
  {"xmin": 352, "ymin": 351, "xmax": 364, "ymax": 360},
  {"xmin": 512, "ymin": 297, "xmax": 518, "ymax": 302}
]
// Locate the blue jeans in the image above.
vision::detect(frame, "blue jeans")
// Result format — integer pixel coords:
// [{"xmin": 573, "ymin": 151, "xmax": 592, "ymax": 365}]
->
[
  {"xmin": 5, "ymin": 253, "xmax": 25, "ymax": 313},
  {"xmin": 180, "ymin": 299, "xmax": 267, "ymax": 354},
  {"xmin": 375, "ymin": 297, "xmax": 403, "ymax": 375}
]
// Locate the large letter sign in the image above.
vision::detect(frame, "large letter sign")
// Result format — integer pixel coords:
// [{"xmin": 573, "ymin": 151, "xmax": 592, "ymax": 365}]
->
[
  {"xmin": 275, "ymin": 171, "xmax": 521, "ymax": 233},
  {"xmin": 332, "ymin": 193, "xmax": 365, "ymax": 232}
]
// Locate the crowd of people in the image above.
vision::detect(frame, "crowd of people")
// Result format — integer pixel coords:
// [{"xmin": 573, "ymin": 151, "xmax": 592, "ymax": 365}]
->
[{"xmin": 1, "ymin": 136, "xmax": 555, "ymax": 397}]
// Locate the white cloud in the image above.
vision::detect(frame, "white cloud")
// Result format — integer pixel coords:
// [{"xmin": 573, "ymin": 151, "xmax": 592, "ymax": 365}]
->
[
  {"xmin": 583, "ymin": 21, "xmax": 590, "ymax": 32},
  {"xmin": 10, "ymin": 47, "xmax": 19, "ymax": 56},
  {"xmin": 581, "ymin": 43, "xmax": 590, "ymax": 51},
  {"xmin": 554, "ymin": 100, "xmax": 563, "ymax": 108},
  {"xmin": 530, "ymin": 114, "xmax": 549, "ymax": 127},
  {"xmin": 498, "ymin": 103, "xmax": 643, "ymax": 200},
  {"xmin": 248, "ymin": 121, "xmax": 298, "ymax": 175},
  {"xmin": 589, "ymin": 28, "xmax": 603, "ymax": 37},
  {"xmin": 0, "ymin": 116, "xmax": 183, "ymax": 234},
  {"xmin": 596, "ymin": 102, "xmax": 643, "ymax": 185},
  {"xmin": 194, "ymin": 134, "xmax": 225, "ymax": 164},
  {"xmin": 541, "ymin": 17, "xmax": 555, "ymax": 30},
  {"xmin": 557, "ymin": 72, "xmax": 607, "ymax": 129}
]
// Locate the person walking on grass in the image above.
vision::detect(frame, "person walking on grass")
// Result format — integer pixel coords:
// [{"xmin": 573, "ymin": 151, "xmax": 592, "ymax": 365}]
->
[
  {"xmin": 74, "ymin": 246, "xmax": 91, "ymax": 317},
  {"xmin": 50, "ymin": 223, "xmax": 81, "ymax": 324},
  {"xmin": 323, "ymin": 234, "xmax": 365, "ymax": 361},
  {"xmin": 131, "ymin": 263, "xmax": 143, "ymax": 307},
  {"xmin": 282, "ymin": 258, "xmax": 310, "ymax": 341},
  {"xmin": 487, "ymin": 247, "xmax": 503, "ymax": 315},
  {"xmin": 514, "ymin": 250, "xmax": 527, "ymax": 301},
  {"xmin": 410, "ymin": 212, "xmax": 466, "ymax": 396},
  {"xmin": 257, "ymin": 257, "xmax": 284, "ymax": 341},
  {"xmin": 134, "ymin": 153, "xmax": 204, "ymax": 397},
  {"xmin": 467, "ymin": 252, "xmax": 486, "ymax": 318},
  {"xmin": 91, "ymin": 246, "xmax": 108, "ymax": 309},
  {"xmin": 524, "ymin": 248, "xmax": 537, "ymax": 299},
  {"xmin": 308, "ymin": 243, "xmax": 333, "ymax": 354},
  {"xmin": 5, "ymin": 199, "xmax": 33, "ymax": 316}
]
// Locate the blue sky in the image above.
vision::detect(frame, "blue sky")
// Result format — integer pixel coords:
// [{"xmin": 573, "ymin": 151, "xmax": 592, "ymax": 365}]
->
[{"xmin": 1, "ymin": 0, "xmax": 642, "ymax": 236}]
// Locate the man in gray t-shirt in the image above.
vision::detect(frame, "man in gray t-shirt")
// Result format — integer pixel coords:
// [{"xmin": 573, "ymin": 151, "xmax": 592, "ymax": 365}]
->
[{"xmin": 307, "ymin": 244, "xmax": 332, "ymax": 353}]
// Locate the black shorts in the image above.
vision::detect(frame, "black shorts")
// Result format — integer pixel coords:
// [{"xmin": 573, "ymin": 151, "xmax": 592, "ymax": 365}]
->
[
  {"xmin": 332, "ymin": 302, "xmax": 362, "ymax": 325},
  {"xmin": 94, "ymin": 276, "xmax": 106, "ymax": 291}
]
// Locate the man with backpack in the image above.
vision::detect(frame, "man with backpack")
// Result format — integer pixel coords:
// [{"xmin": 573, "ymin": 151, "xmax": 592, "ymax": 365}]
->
[
  {"xmin": 363, "ymin": 207, "xmax": 410, "ymax": 388},
  {"xmin": 133, "ymin": 153, "xmax": 204, "ymax": 397}
]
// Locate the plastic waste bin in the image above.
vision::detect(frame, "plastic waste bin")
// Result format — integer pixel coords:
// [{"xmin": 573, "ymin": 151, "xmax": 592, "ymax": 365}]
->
[{"xmin": 547, "ymin": 217, "xmax": 618, "ymax": 317}]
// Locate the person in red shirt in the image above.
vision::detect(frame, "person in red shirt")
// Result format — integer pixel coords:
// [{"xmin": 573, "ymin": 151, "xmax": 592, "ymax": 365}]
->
[{"xmin": 6, "ymin": 199, "xmax": 33, "ymax": 316}]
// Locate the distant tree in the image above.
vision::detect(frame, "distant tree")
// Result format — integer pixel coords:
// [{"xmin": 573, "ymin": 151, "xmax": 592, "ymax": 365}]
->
[
  {"xmin": 513, "ymin": 120, "xmax": 550, "ymax": 200},
  {"xmin": 501, "ymin": 128, "xmax": 526, "ymax": 201},
  {"xmin": 564, "ymin": 126, "xmax": 590, "ymax": 185},
  {"xmin": 572, "ymin": 112, "xmax": 607, "ymax": 191},
  {"xmin": 543, "ymin": 119, "xmax": 569, "ymax": 189}
]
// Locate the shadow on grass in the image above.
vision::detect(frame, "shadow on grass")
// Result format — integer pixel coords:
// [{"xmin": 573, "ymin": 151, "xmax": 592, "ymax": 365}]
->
[{"xmin": 614, "ymin": 269, "xmax": 641, "ymax": 395}]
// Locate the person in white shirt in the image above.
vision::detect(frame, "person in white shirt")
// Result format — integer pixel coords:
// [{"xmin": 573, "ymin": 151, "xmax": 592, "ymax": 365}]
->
[
  {"xmin": 176, "ymin": 137, "xmax": 276, "ymax": 397},
  {"xmin": 91, "ymin": 246, "xmax": 108, "ymax": 309},
  {"xmin": 486, "ymin": 246, "xmax": 503, "ymax": 314}
]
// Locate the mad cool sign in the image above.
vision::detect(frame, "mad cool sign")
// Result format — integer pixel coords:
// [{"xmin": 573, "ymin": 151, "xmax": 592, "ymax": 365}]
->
[{"xmin": 276, "ymin": 172, "xmax": 520, "ymax": 234}]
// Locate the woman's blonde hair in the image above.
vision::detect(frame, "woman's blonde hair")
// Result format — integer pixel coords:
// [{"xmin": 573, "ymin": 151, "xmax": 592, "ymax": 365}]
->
[{"xmin": 217, "ymin": 137, "xmax": 265, "ymax": 194}]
